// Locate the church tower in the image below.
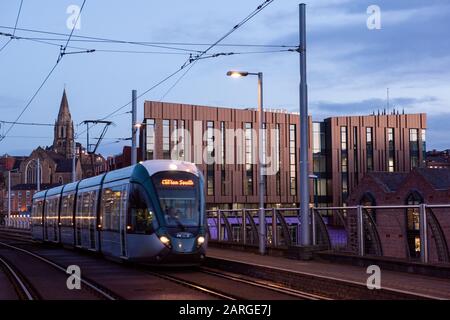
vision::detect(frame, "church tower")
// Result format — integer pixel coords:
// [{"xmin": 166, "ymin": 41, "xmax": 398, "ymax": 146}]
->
[{"xmin": 53, "ymin": 89, "xmax": 74, "ymax": 159}]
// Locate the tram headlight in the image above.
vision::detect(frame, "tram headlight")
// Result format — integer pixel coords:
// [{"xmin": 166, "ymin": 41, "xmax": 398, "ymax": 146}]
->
[
  {"xmin": 159, "ymin": 236, "xmax": 171, "ymax": 247},
  {"xmin": 197, "ymin": 236, "xmax": 205, "ymax": 246}
]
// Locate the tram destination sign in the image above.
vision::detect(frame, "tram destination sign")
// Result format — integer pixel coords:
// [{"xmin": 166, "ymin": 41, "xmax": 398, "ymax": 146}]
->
[{"xmin": 160, "ymin": 178, "xmax": 195, "ymax": 187}]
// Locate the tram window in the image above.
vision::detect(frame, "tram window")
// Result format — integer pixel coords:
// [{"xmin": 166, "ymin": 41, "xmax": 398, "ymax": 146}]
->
[
  {"xmin": 61, "ymin": 195, "xmax": 70, "ymax": 227},
  {"xmin": 128, "ymin": 184, "xmax": 156, "ymax": 234},
  {"xmin": 82, "ymin": 192, "xmax": 91, "ymax": 228},
  {"xmin": 101, "ymin": 185, "xmax": 124, "ymax": 232},
  {"xmin": 76, "ymin": 193, "xmax": 83, "ymax": 226},
  {"xmin": 152, "ymin": 172, "xmax": 200, "ymax": 228}
]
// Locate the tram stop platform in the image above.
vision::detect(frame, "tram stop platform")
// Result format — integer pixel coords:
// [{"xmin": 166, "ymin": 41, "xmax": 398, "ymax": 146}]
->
[{"xmin": 205, "ymin": 247, "xmax": 450, "ymax": 300}]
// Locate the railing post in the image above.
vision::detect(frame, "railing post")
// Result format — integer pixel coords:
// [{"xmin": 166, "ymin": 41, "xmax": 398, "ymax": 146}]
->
[
  {"xmin": 311, "ymin": 208, "xmax": 317, "ymax": 246},
  {"xmin": 272, "ymin": 208, "xmax": 277, "ymax": 247},
  {"xmin": 242, "ymin": 209, "xmax": 247, "ymax": 245},
  {"xmin": 419, "ymin": 204, "xmax": 429, "ymax": 263},
  {"xmin": 356, "ymin": 205, "xmax": 364, "ymax": 256},
  {"xmin": 217, "ymin": 209, "xmax": 222, "ymax": 241}
]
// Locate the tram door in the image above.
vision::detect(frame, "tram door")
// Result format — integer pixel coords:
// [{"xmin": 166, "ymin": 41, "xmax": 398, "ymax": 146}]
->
[
  {"xmin": 88, "ymin": 190, "xmax": 97, "ymax": 250},
  {"xmin": 119, "ymin": 184, "xmax": 128, "ymax": 258},
  {"xmin": 75, "ymin": 193, "xmax": 82, "ymax": 247}
]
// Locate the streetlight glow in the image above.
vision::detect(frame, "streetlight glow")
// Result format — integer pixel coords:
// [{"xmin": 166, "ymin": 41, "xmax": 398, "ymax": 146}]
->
[{"xmin": 227, "ymin": 71, "xmax": 249, "ymax": 78}]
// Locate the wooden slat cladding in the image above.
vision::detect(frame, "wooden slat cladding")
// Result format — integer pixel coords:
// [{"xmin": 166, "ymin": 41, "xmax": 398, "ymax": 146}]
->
[{"xmin": 144, "ymin": 101, "xmax": 426, "ymax": 208}]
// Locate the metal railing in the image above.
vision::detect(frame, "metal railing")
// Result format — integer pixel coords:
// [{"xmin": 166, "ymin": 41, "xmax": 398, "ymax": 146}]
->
[
  {"xmin": 207, "ymin": 204, "xmax": 450, "ymax": 265},
  {"xmin": 0, "ymin": 214, "xmax": 31, "ymax": 230}
]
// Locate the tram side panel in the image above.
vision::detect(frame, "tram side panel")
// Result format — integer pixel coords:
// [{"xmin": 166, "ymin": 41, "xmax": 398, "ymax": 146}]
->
[
  {"xmin": 125, "ymin": 182, "xmax": 165, "ymax": 261},
  {"xmin": 31, "ymin": 197, "xmax": 45, "ymax": 241},
  {"xmin": 44, "ymin": 195, "xmax": 60, "ymax": 243},
  {"xmin": 60, "ymin": 192, "xmax": 76, "ymax": 247},
  {"xmin": 99, "ymin": 181, "xmax": 128, "ymax": 259}
]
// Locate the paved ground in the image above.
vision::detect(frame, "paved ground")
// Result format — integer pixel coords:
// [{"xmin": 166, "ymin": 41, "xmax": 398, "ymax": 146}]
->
[{"xmin": 207, "ymin": 247, "xmax": 450, "ymax": 299}]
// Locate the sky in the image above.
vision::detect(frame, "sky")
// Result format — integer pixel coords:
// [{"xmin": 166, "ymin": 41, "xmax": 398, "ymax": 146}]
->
[{"xmin": 1, "ymin": 0, "xmax": 449, "ymax": 156}]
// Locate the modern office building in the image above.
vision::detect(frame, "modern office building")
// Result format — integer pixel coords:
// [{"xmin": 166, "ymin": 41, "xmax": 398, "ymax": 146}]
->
[{"xmin": 141, "ymin": 101, "xmax": 427, "ymax": 209}]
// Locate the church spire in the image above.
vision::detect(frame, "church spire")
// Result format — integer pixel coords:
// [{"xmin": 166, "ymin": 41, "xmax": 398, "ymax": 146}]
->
[
  {"xmin": 57, "ymin": 88, "xmax": 71, "ymax": 120},
  {"xmin": 53, "ymin": 89, "xmax": 74, "ymax": 158}
]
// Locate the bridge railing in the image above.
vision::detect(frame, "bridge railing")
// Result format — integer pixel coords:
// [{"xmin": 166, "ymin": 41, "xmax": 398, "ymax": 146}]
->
[
  {"xmin": 207, "ymin": 204, "xmax": 450, "ymax": 265},
  {"xmin": 0, "ymin": 214, "xmax": 31, "ymax": 230}
]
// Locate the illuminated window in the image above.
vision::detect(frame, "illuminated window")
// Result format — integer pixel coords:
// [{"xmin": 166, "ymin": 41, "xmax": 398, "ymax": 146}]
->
[
  {"xmin": 275, "ymin": 124, "xmax": 281, "ymax": 196},
  {"xmin": 244, "ymin": 123, "xmax": 253, "ymax": 196},
  {"xmin": 220, "ymin": 121, "xmax": 227, "ymax": 196},
  {"xmin": 289, "ymin": 124, "xmax": 296, "ymax": 196},
  {"xmin": 341, "ymin": 126, "xmax": 348, "ymax": 200},
  {"xmin": 162, "ymin": 120, "xmax": 171, "ymax": 159},
  {"xmin": 421, "ymin": 129, "xmax": 426, "ymax": 166},
  {"xmin": 366, "ymin": 127, "xmax": 374, "ymax": 171},
  {"xmin": 172, "ymin": 120, "xmax": 178, "ymax": 160},
  {"xmin": 410, "ymin": 129, "xmax": 419, "ymax": 169},
  {"xmin": 406, "ymin": 191, "xmax": 422, "ymax": 259},
  {"xmin": 146, "ymin": 119, "xmax": 155, "ymax": 160},
  {"xmin": 387, "ymin": 128, "xmax": 395, "ymax": 172},
  {"xmin": 207, "ymin": 121, "xmax": 215, "ymax": 196}
]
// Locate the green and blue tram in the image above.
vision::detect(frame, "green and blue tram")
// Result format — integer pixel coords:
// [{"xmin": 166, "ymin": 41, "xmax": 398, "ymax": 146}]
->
[{"xmin": 31, "ymin": 160, "xmax": 207, "ymax": 264}]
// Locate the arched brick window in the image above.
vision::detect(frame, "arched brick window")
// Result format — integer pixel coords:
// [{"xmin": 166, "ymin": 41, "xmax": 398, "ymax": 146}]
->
[{"xmin": 405, "ymin": 191, "xmax": 423, "ymax": 259}]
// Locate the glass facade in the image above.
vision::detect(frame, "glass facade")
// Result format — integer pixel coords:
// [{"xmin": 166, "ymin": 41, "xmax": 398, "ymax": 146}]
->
[
  {"xmin": 387, "ymin": 128, "xmax": 395, "ymax": 172},
  {"xmin": 410, "ymin": 129, "xmax": 419, "ymax": 169},
  {"xmin": 172, "ymin": 120, "xmax": 178, "ymax": 160},
  {"xmin": 340, "ymin": 126, "xmax": 349, "ymax": 201},
  {"xmin": 162, "ymin": 119, "xmax": 170, "ymax": 159},
  {"xmin": 289, "ymin": 124, "xmax": 296, "ymax": 196},
  {"xmin": 262, "ymin": 123, "xmax": 267, "ymax": 191},
  {"xmin": 145, "ymin": 119, "xmax": 155, "ymax": 160},
  {"xmin": 179, "ymin": 120, "xmax": 185, "ymax": 160},
  {"xmin": 353, "ymin": 126, "xmax": 359, "ymax": 182},
  {"xmin": 366, "ymin": 127, "xmax": 374, "ymax": 171},
  {"xmin": 275, "ymin": 124, "xmax": 281, "ymax": 196},
  {"xmin": 206, "ymin": 121, "xmax": 215, "ymax": 196},
  {"xmin": 220, "ymin": 121, "xmax": 227, "ymax": 196},
  {"xmin": 312, "ymin": 122, "xmax": 329, "ymax": 206},
  {"xmin": 421, "ymin": 129, "xmax": 426, "ymax": 165},
  {"xmin": 244, "ymin": 123, "xmax": 253, "ymax": 196}
]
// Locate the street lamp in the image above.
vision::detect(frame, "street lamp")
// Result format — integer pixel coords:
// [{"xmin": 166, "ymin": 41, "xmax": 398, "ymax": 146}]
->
[{"xmin": 227, "ymin": 70, "xmax": 266, "ymax": 255}]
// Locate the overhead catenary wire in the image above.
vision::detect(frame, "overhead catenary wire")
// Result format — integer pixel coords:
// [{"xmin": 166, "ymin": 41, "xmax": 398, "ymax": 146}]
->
[
  {"xmin": 0, "ymin": 0, "xmax": 88, "ymax": 143},
  {"xmin": 0, "ymin": 0, "xmax": 23, "ymax": 53},
  {"xmin": 84, "ymin": 0, "xmax": 276, "ymax": 130},
  {"xmin": 0, "ymin": 25, "xmax": 295, "ymax": 50},
  {"xmin": 0, "ymin": 32, "xmax": 296, "ymax": 57}
]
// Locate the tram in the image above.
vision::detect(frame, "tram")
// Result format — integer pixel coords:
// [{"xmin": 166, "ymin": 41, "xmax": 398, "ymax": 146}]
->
[{"xmin": 31, "ymin": 160, "xmax": 207, "ymax": 264}]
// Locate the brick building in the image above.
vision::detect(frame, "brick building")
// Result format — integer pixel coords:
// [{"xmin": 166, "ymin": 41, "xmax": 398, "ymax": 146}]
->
[
  {"xmin": 141, "ymin": 101, "xmax": 427, "ymax": 209},
  {"xmin": 0, "ymin": 89, "xmax": 107, "ymax": 217},
  {"xmin": 347, "ymin": 168, "xmax": 450, "ymax": 263},
  {"xmin": 426, "ymin": 149, "xmax": 450, "ymax": 169}
]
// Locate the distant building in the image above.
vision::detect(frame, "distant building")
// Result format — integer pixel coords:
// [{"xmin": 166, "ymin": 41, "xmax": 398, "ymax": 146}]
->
[
  {"xmin": 0, "ymin": 89, "xmax": 107, "ymax": 215},
  {"xmin": 426, "ymin": 149, "xmax": 450, "ymax": 169},
  {"xmin": 106, "ymin": 146, "xmax": 142, "ymax": 171},
  {"xmin": 347, "ymin": 168, "xmax": 450, "ymax": 264},
  {"xmin": 140, "ymin": 101, "xmax": 427, "ymax": 209}
]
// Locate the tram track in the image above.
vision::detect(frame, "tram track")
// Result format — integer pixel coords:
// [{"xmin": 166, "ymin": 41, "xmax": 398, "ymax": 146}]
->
[
  {"xmin": 0, "ymin": 241, "xmax": 119, "ymax": 300},
  {"xmin": 0, "ymin": 254, "xmax": 38, "ymax": 300},
  {"xmin": 198, "ymin": 267, "xmax": 330, "ymax": 300},
  {"xmin": 144, "ymin": 266, "xmax": 328, "ymax": 300},
  {"xmin": 144, "ymin": 269, "xmax": 238, "ymax": 300}
]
